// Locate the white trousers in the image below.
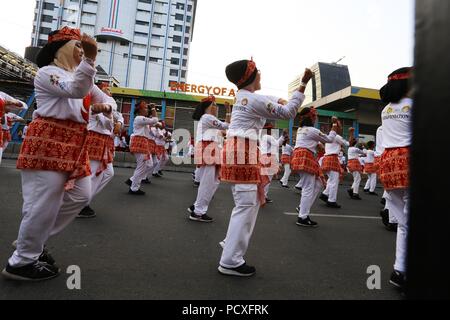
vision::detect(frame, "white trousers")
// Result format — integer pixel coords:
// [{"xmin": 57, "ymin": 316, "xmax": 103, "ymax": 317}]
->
[
  {"xmin": 323, "ymin": 171, "xmax": 340, "ymax": 203},
  {"xmin": 220, "ymin": 185, "xmax": 260, "ymax": 268},
  {"xmin": 352, "ymin": 172, "xmax": 362, "ymax": 195},
  {"xmin": 194, "ymin": 165, "xmax": 220, "ymax": 215},
  {"xmin": 386, "ymin": 189, "xmax": 409, "ymax": 273},
  {"xmin": 297, "ymin": 172, "xmax": 323, "ymax": 219},
  {"xmin": 263, "ymin": 175, "xmax": 274, "ymax": 198},
  {"xmin": 9, "ymin": 170, "xmax": 91, "ymax": 267},
  {"xmin": 364, "ymin": 174, "xmax": 377, "ymax": 192},
  {"xmin": 131, "ymin": 153, "xmax": 153, "ymax": 192},
  {"xmin": 88, "ymin": 160, "xmax": 114, "ymax": 205},
  {"xmin": 0, "ymin": 147, "xmax": 3, "ymax": 165},
  {"xmin": 280, "ymin": 164, "xmax": 291, "ymax": 186},
  {"xmin": 194, "ymin": 167, "xmax": 204, "ymax": 183},
  {"xmin": 153, "ymin": 153, "xmax": 169, "ymax": 174}
]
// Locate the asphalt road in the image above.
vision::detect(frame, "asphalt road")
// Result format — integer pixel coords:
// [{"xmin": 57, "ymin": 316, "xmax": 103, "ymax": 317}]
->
[{"xmin": 0, "ymin": 159, "xmax": 401, "ymax": 300}]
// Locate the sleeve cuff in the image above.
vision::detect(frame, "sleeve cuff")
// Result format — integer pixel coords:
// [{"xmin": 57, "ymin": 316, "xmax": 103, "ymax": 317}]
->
[{"xmin": 78, "ymin": 59, "xmax": 97, "ymax": 78}]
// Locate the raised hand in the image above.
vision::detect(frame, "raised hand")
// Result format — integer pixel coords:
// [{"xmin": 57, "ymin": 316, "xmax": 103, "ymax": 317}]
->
[{"xmin": 81, "ymin": 33, "xmax": 98, "ymax": 61}]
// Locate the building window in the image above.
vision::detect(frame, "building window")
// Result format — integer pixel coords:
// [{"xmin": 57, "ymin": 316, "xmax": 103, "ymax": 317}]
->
[
  {"xmin": 38, "ymin": 39, "xmax": 48, "ymax": 46},
  {"xmin": 185, "ymin": 26, "xmax": 190, "ymax": 33},
  {"xmin": 181, "ymin": 70, "xmax": 186, "ymax": 78},
  {"xmin": 184, "ymin": 36, "xmax": 189, "ymax": 44},
  {"xmin": 134, "ymin": 31, "xmax": 148, "ymax": 37},
  {"xmin": 40, "ymin": 27, "xmax": 52, "ymax": 34},
  {"xmin": 97, "ymin": 38, "xmax": 107, "ymax": 43},
  {"xmin": 149, "ymin": 57, "xmax": 159, "ymax": 62},
  {"xmin": 41, "ymin": 15, "xmax": 53, "ymax": 23},
  {"xmin": 139, "ymin": 0, "xmax": 152, "ymax": 3},
  {"xmin": 120, "ymin": 41, "xmax": 129, "ymax": 46},
  {"xmin": 186, "ymin": 15, "xmax": 191, "ymax": 23},
  {"xmin": 136, "ymin": 20, "xmax": 150, "ymax": 26},
  {"xmin": 153, "ymin": 23, "xmax": 163, "ymax": 29},
  {"xmin": 182, "ymin": 59, "xmax": 187, "ymax": 67},
  {"xmin": 173, "ymin": 35, "xmax": 182, "ymax": 43},
  {"xmin": 175, "ymin": 13, "xmax": 184, "ymax": 21},
  {"xmin": 174, "ymin": 24, "xmax": 183, "ymax": 32},
  {"xmin": 183, "ymin": 48, "xmax": 188, "ymax": 55},
  {"xmin": 170, "ymin": 69, "xmax": 179, "ymax": 76},
  {"xmin": 123, "ymin": 53, "xmax": 129, "ymax": 58},
  {"xmin": 188, "ymin": 5, "xmax": 192, "ymax": 12},
  {"xmin": 171, "ymin": 58, "xmax": 180, "ymax": 65},
  {"xmin": 132, "ymin": 55, "xmax": 146, "ymax": 61},
  {"xmin": 43, "ymin": 2, "xmax": 55, "ymax": 10},
  {"xmin": 176, "ymin": 3, "xmax": 185, "ymax": 10},
  {"xmin": 152, "ymin": 34, "xmax": 162, "ymax": 40},
  {"xmin": 172, "ymin": 46, "xmax": 181, "ymax": 54}
]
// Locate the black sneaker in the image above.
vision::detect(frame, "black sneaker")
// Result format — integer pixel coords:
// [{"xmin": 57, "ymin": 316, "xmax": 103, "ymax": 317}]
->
[
  {"xmin": 2, "ymin": 261, "xmax": 60, "ymax": 281},
  {"xmin": 296, "ymin": 217, "xmax": 319, "ymax": 228},
  {"xmin": 295, "ymin": 186, "xmax": 302, "ymax": 191},
  {"xmin": 128, "ymin": 188, "xmax": 146, "ymax": 196},
  {"xmin": 347, "ymin": 189, "xmax": 354, "ymax": 198},
  {"xmin": 389, "ymin": 270, "xmax": 406, "ymax": 289},
  {"xmin": 351, "ymin": 194, "xmax": 362, "ymax": 200},
  {"xmin": 326, "ymin": 201, "xmax": 342, "ymax": 209},
  {"xmin": 380, "ymin": 209, "xmax": 389, "ymax": 227},
  {"xmin": 187, "ymin": 205, "xmax": 195, "ymax": 214},
  {"xmin": 152, "ymin": 173, "xmax": 162, "ymax": 178},
  {"xmin": 158, "ymin": 171, "xmax": 163, "ymax": 176},
  {"xmin": 381, "ymin": 198, "xmax": 387, "ymax": 206},
  {"xmin": 218, "ymin": 263, "xmax": 256, "ymax": 277},
  {"xmin": 142, "ymin": 178, "xmax": 151, "ymax": 184},
  {"xmin": 281, "ymin": 184, "xmax": 290, "ymax": 189},
  {"xmin": 11, "ymin": 241, "xmax": 56, "ymax": 266},
  {"xmin": 364, "ymin": 189, "xmax": 370, "ymax": 193},
  {"xmin": 265, "ymin": 198, "xmax": 273, "ymax": 204},
  {"xmin": 319, "ymin": 193, "xmax": 329, "ymax": 203},
  {"xmin": 76, "ymin": 206, "xmax": 96, "ymax": 219},
  {"xmin": 193, "ymin": 181, "xmax": 200, "ymax": 188},
  {"xmin": 386, "ymin": 223, "xmax": 398, "ymax": 232},
  {"xmin": 189, "ymin": 212, "xmax": 213, "ymax": 223},
  {"xmin": 125, "ymin": 179, "xmax": 132, "ymax": 186},
  {"xmin": 369, "ymin": 192, "xmax": 379, "ymax": 196}
]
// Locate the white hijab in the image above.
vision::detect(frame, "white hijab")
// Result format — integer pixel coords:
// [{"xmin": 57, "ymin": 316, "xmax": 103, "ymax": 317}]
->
[{"xmin": 52, "ymin": 40, "xmax": 79, "ymax": 72}]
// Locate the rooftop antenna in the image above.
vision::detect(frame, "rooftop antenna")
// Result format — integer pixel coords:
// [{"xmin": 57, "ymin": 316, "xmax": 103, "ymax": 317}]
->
[{"xmin": 333, "ymin": 56, "xmax": 346, "ymax": 64}]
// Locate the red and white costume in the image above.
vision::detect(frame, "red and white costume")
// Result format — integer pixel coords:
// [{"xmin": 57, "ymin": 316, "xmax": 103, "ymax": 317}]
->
[
  {"xmin": 292, "ymin": 127, "xmax": 337, "ymax": 218},
  {"xmin": 129, "ymin": 115, "xmax": 159, "ymax": 191},
  {"xmin": 347, "ymin": 146, "xmax": 365, "ymax": 195},
  {"xmin": 152, "ymin": 127, "xmax": 169, "ymax": 175},
  {"xmin": 219, "ymin": 89, "xmax": 305, "ymax": 269},
  {"xmin": 259, "ymin": 133, "xmax": 284, "ymax": 198},
  {"xmin": 9, "ymin": 59, "xmax": 115, "ymax": 267},
  {"xmin": 363, "ymin": 149, "xmax": 377, "ymax": 192},
  {"xmin": 380, "ymin": 97, "xmax": 412, "ymax": 273},
  {"xmin": 322, "ymin": 135, "xmax": 349, "ymax": 203},
  {"xmin": 193, "ymin": 113, "xmax": 229, "ymax": 216},
  {"xmin": 280, "ymin": 144, "xmax": 294, "ymax": 187}
]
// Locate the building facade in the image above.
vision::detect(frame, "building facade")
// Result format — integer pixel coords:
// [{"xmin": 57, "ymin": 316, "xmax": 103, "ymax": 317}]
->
[{"xmin": 28, "ymin": 0, "xmax": 197, "ymax": 91}]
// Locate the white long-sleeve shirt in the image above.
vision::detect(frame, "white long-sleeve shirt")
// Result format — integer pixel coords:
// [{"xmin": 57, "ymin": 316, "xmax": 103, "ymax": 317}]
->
[
  {"xmin": 282, "ymin": 144, "xmax": 294, "ymax": 156},
  {"xmin": 375, "ymin": 126, "xmax": 385, "ymax": 157},
  {"xmin": 195, "ymin": 114, "xmax": 229, "ymax": 143},
  {"xmin": 259, "ymin": 134, "xmax": 284, "ymax": 158},
  {"xmin": 132, "ymin": 116, "xmax": 159, "ymax": 138},
  {"xmin": 33, "ymin": 60, "xmax": 114, "ymax": 123},
  {"xmin": 0, "ymin": 91, "xmax": 28, "ymax": 111},
  {"xmin": 348, "ymin": 147, "xmax": 365, "ymax": 160},
  {"xmin": 227, "ymin": 90, "xmax": 305, "ymax": 141},
  {"xmin": 364, "ymin": 149, "xmax": 375, "ymax": 164},
  {"xmin": 325, "ymin": 134, "xmax": 349, "ymax": 156},
  {"xmin": 295, "ymin": 126, "xmax": 337, "ymax": 154},
  {"xmin": 381, "ymin": 98, "xmax": 412, "ymax": 149}
]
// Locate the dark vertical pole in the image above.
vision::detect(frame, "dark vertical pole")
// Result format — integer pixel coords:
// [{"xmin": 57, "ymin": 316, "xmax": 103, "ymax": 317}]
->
[{"xmin": 408, "ymin": 0, "xmax": 450, "ymax": 299}]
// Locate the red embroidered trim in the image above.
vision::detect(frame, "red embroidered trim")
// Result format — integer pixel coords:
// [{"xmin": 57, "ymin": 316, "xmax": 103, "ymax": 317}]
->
[
  {"xmin": 194, "ymin": 141, "xmax": 221, "ymax": 167},
  {"xmin": 48, "ymin": 27, "xmax": 81, "ymax": 44},
  {"xmin": 16, "ymin": 117, "xmax": 91, "ymax": 190},
  {"xmin": 380, "ymin": 147, "xmax": 409, "ymax": 190},
  {"xmin": 86, "ymin": 131, "xmax": 114, "ymax": 176}
]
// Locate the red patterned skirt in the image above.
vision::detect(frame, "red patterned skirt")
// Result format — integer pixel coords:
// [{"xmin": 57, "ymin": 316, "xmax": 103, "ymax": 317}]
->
[
  {"xmin": 16, "ymin": 117, "xmax": 91, "ymax": 190},
  {"xmin": 2, "ymin": 129, "xmax": 11, "ymax": 144},
  {"xmin": 86, "ymin": 131, "xmax": 114, "ymax": 176},
  {"xmin": 374, "ymin": 156, "xmax": 382, "ymax": 174},
  {"xmin": 130, "ymin": 135, "xmax": 149, "ymax": 155},
  {"xmin": 220, "ymin": 137, "xmax": 270, "ymax": 205},
  {"xmin": 364, "ymin": 162, "xmax": 377, "ymax": 174},
  {"xmin": 148, "ymin": 139, "xmax": 157, "ymax": 155},
  {"xmin": 380, "ymin": 147, "xmax": 409, "ymax": 190},
  {"xmin": 194, "ymin": 141, "xmax": 221, "ymax": 167},
  {"xmin": 321, "ymin": 154, "xmax": 342, "ymax": 173},
  {"xmin": 155, "ymin": 145, "xmax": 166, "ymax": 160},
  {"xmin": 281, "ymin": 154, "xmax": 292, "ymax": 165},
  {"xmin": 291, "ymin": 148, "xmax": 321, "ymax": 176},
  {"xmin": 347, "ymin": 159, "xmax": 363, "ymax": 173}
]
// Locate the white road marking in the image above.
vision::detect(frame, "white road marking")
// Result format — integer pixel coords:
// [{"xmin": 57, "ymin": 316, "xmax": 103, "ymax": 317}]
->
[{"xmin": 283, "ymin": 212, "xmax": 382, "ymax": 220}]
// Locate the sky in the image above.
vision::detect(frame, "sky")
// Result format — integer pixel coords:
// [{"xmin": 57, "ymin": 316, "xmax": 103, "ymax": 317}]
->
[{"xmin": 0, "ymin": 0, "xmax": 415, "ymax": 97}]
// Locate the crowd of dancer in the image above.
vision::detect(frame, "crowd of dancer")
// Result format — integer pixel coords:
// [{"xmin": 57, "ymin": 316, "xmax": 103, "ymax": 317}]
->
[{"xmin": 0, "ymin": 27, "xmax": 411, "ymax": 291}]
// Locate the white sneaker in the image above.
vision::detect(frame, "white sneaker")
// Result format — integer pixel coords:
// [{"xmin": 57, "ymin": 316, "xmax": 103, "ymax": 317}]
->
[{"xmin": 219, "ymin": 240, "xmax": 226, "ymax": 249}]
